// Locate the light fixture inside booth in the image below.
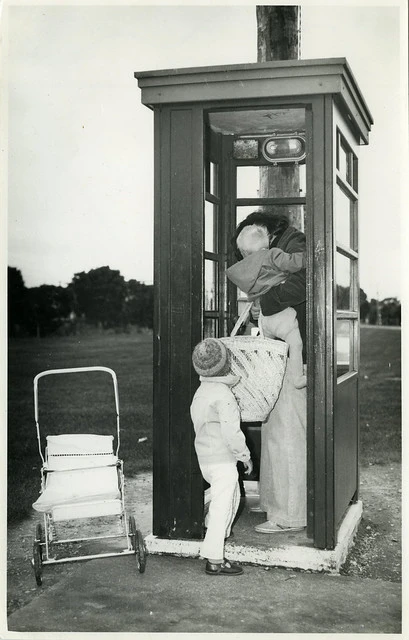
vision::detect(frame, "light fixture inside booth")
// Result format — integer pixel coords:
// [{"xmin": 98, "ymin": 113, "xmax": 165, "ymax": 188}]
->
[
  {"xmin": 261, "ymin": 134, "xmax": 306, "ymax": 164},
  {"xmin": 232, "ymin": 133, "xmax": 306, "ymax": 164}
]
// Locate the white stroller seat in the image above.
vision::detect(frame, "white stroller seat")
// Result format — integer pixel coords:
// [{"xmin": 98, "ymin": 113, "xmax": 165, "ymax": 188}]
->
[
  {"xmin": 45, "ymin": 434, "xmax": 118, "ymax": 470},
  {"xmin": 32, "ymin": 434, "xmax": 121, "ymax": 516}
]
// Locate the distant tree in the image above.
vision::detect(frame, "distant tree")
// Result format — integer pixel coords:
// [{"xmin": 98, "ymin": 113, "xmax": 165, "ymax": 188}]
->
[
  {"xmin": 359, "ymin": 288, "xmax": 370, "ymax": 323},
  {"xmin": 380, "ymin": 297, "xmax": 401, "ymax": 326},
  {"xmin": 367, "ymin": 298, "xmax": 378, "ymax": 325},
  {"xmin": 336, "ymin": 285, "xmax": 372, "ymax": 323},
  {"xmin": 70, "ymin": 266, "xmax": 127, "ymax": 328},
  {"xmin": 336, "ymin": 284, "xmax": 349, "ymax": 310},
  {"xmin": 26, "ymin": 285, "xmax": 74, "ymax": 337},
  {"xmin": 124, "ymin": 279, "xmax": 153, "ymax": 329},
  {"xmin": 8, "ymin": 267, "xmax": 28, "ymax": 337}
]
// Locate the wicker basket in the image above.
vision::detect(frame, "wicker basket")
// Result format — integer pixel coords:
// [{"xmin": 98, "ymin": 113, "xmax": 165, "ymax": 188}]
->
[{"xmin": 220, "ymin": 302, "xmax": 288, "ymax": 422}]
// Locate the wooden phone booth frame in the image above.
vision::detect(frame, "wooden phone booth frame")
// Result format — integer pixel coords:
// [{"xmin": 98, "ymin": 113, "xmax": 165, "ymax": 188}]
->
[{"xmin": 135, "ymin": 59, "xmax": 373, "ymax": 550}]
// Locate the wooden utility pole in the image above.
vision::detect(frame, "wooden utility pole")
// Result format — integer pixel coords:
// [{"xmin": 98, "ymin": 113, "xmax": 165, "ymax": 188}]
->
[
  {"xmin": 256, "ymin": 5, "xmax": 300, "ymax": 60},
  {"xmin": 256, "ymin": 6, "xmax": 302, "ymax": 229}
]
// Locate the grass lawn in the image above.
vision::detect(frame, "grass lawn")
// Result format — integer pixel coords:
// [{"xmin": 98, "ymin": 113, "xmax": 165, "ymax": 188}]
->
[
  {"xmin": 7, "ymin": 325, "xmax": 401, "ymax": 523},
  {"xmin": 359, "ymin": 326, "xmax": 401, "ymax": 465}
]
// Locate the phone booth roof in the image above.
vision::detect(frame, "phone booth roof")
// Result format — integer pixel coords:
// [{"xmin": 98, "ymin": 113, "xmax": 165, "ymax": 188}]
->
[{"xmin": 135, "ymin": 58, "xmax": 373, "ymax": 143}]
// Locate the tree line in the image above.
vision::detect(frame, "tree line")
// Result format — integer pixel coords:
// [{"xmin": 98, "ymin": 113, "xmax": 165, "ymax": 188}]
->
[
  {"xmin": 8, "ymin": 266, "xmax": 400, "ymax": 338},
  {"xmin": 340, "ymin": 286, "xmax": 401, "ymax": 327},
  {"xmin": 8, "ymin": 266, "xmax": 153, "ymax": 337}
]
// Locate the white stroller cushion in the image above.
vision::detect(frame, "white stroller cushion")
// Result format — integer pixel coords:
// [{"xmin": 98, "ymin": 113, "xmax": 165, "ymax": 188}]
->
[
  {"xmin": 45, "ymin": 434, "xmax": 117, "ymax": 470},
  {"xmin": 32, "ymin": 466, "xmax": 121, "ymax": 513}
]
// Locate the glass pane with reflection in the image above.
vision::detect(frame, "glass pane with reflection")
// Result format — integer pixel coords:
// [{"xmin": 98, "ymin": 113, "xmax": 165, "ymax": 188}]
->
[
  {"xmin": 236, "ymin": 166, "xmax": 260, "ymax": 199},
  {"xmin": 336, "ymin": 252, "xmax": 351, "ymax": 310},
  {"xmin": 205, "ymin": 201, "xmax": 217, "ymax": 253},
  {"xmin": 338, "ymin": 140, "xmax": 349, "ymax": 183},
  {"xmin": 237, "ymin": 164, "xmax": 306, "ymax": 199},
  {"xmin": 336, "ymin": 319, "xmax": 352, "ymax": 377},
  {"xmin": 204, "ymin": 317, "xmax": 217, "ymax": 338},
  {"xmin": 335, "ymin": 187, "xmax": 351, "ymax": 248},
  {"xmin": 204, "ymin": 259, "xmax": 217, "ymax": 311},
  {"xmin": 210, "ymin": 162, "xmax": 218, "ymax": 197},
  {"xmin": 258, "ymin": 164, "xmax": 305, "ymax": 198}
]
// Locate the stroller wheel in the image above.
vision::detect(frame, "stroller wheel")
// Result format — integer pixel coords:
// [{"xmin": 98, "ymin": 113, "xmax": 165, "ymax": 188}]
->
[
  {"xmin": 135, "ymin": 529, "xmax": 147, "ymax": 574},
  {"xmin": 128, "ymin": 515, "xmax": 137, "ymax": 550},
  {"xmin": 32, "ymin": 533, "xmax": 43, "ymax": 586},
  {"xmin": 128, "ymin": 515, "xmax": 147, "ymax": 573},
  {"xmin": 36, "ymin": 523, "xmax": 45, "ymax": 543}
]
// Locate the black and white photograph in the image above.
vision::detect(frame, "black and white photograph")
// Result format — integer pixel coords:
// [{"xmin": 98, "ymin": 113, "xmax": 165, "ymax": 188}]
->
[{"xmin": 2, "ymin": 1, "xmax": 406, "ymax": 636}]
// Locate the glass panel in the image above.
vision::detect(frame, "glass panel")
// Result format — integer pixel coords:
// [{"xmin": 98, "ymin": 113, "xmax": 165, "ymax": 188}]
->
[
  {"xmin": 223, "ymin": 269, "xmax": 228, "ymax": 312},
  {"xmin": 335, "ymin": 186, "xmax": 351, "ymax": 248},
  {"xmin": 204, "ymin": 259, "xmax": 217, "ymax": 311},
  {"xmin": 352, "ymin": 155, "xmax": 358, "ymax": 192},
  {"xmin": 336, "ymin": 252, "xmax": 351, "ymax": 310},
  {"xmin": 338, "ymin": 140, "xmax": 349, "ymax": 183},
  {"xmin": 208, "ymin": 107, "xmax": 305, "ymax": 137},
  {"xmin": 236, "ymin": 166, "xmax": 260, "ymax": 199},
  {"xmin": 299, "ymin": 164, "xmax": 306, "ymax": 197},
  {"xmin": 205, "ymin": 201, "xmax": 217, "ymax": 253},
  {"xmin": 259, "ymin": 165, "xmax": 304, "ymax": 198},
  {"xmin": 237, "ymin": 165, "xmax": 306, "ymax": 199},
  {"xmin": 210, "ymin": 162, "xmax": 218, "ymax": 197},
  {"xmin": 236, "ymin": 205, "xmax": 306, "ymax": 233},
  {"xmin": 204, "ymin": 317, "xmax": 217, "ymax": 338},
  {"xmin": 233, "ymin": 139, "xmax": 259, "ymax": 160},
  {"xmin": 336, "ymin": 319, "xmax": 353, "ymax": 377},
  {"xmin": 236, "ymin": 206, "xmax": 260, "ymax": 226},
  {"xmin": 337, "ymin": 131, "xmax": 358, "ymax": 192}
]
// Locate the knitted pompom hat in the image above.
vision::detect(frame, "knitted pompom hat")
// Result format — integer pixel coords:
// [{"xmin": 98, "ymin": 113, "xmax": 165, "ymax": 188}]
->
[{"xmin": 192, "ymin": 338, "xmax": 230, "ymax": 377}]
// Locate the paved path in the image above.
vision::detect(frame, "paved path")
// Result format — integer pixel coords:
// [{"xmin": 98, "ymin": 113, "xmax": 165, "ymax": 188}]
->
[{"xmin": 6, "ymin": 552, "xmax": 401, "ymax": 635}]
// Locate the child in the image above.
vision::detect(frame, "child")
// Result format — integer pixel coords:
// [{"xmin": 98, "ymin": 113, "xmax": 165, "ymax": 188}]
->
[
  {"xmin": 190, "ymin": 337, "xmax": 253, "ymax": 576},
  {"xmin": 226, "ymin": 223, "xmax": 306, "ymax": 389}
]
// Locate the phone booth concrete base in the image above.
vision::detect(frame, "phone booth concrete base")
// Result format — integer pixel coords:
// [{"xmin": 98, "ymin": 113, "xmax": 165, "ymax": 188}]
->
[{"xmin": 134, "ymin": 58, "xmax": 373, "ymax": 569}]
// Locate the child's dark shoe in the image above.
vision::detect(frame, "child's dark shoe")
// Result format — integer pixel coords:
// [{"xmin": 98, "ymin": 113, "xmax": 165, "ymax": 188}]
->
[{"xmin": 205, "ymin": 559, "xmax": 243, "ymax": 576}]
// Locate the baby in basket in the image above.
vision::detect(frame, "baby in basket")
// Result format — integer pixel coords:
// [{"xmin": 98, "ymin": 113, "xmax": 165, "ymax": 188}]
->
[{"xmin": 226, "ymin": 223, "xmax": 306, "ymax": 390}]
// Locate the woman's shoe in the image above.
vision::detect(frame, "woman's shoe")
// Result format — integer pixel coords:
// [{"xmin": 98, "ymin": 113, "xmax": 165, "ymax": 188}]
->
[
  {"xmin": 205, "ymin": 559, "xmax": 243, "ymax": 575},
  {"xmin": 254, "ymin": 521, "xmax": 305, "ymax": 533}
]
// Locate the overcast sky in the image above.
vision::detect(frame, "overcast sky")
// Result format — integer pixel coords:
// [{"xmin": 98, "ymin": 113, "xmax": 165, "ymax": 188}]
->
[{"xmin": 4, "ymin": 1, "xmax": 407, "ymax": 301}]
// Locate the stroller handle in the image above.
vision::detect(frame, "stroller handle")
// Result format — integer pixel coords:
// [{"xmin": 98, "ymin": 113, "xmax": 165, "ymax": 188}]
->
[{"xmin": 33, "ymin": 367, "xmax": 120, "ymax": 461}]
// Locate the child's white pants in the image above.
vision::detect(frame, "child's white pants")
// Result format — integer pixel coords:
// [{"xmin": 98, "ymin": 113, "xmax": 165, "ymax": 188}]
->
[
  {"xmin": 260, "ymin": 307, "xmax": 304, "ymax": 382},
  {"xmin": 198, "ymin": 461, "xmax": 240, "ymax": 561}
]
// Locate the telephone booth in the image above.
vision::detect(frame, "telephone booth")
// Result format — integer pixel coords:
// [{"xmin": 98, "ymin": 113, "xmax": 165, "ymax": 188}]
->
[{"xmin": 134, "ymin": 58, "xmax": 373, "ymax": 563}]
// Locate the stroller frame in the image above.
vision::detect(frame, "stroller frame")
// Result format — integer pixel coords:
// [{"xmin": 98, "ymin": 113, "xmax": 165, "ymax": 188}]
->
[{"xmin": 32, "ymin": 366, "xmax": 146, "ymax": 585}]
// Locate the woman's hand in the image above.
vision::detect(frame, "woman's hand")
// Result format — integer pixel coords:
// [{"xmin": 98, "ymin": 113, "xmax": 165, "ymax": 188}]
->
[
  {"xmin": 243, "ymin": 459, "xmax": 253, "ymax": 476},
  {"xmin": 251, "ymin": 300, "xmax": 261, "ymax": 321}
]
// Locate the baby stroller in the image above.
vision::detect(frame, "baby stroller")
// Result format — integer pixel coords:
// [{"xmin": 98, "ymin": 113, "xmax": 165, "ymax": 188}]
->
[{"xmin": 31, "ymin": 366, "xmax": 147, "ymax": 585}]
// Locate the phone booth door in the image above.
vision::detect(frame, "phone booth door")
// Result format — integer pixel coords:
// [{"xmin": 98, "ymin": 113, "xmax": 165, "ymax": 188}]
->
[
  {"xmin": 204, "ymin": 106, "xmax": 307, "ymax": 477},
  {"xmin": 332, "ymin": 102, "xmax": 361, "ymax": 533}
]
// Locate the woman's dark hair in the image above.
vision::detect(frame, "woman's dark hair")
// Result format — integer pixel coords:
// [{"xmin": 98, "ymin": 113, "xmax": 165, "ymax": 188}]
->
[{"xmin": 230, "ymin": 211, "xmax": 289, "ymax": 260}]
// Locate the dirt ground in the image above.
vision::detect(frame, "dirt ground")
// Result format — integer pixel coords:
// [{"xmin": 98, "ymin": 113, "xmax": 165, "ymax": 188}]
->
[
  {"xmin": 340, "ymin": 462, "xmax": 401, "ymax": 582},
  {"xmin": 6, "ymin": 463, "xmax": 401, "ymax": 617}
]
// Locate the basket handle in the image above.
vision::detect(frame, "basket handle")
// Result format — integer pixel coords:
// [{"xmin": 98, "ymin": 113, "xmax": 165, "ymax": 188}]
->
[
  {"xmin": 230, "ymin": 302, "xmax": 252, "ymax": 336},
  {"xmin": 229, "ymin": 301, "xmax": 262, "ymax": 337}
]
